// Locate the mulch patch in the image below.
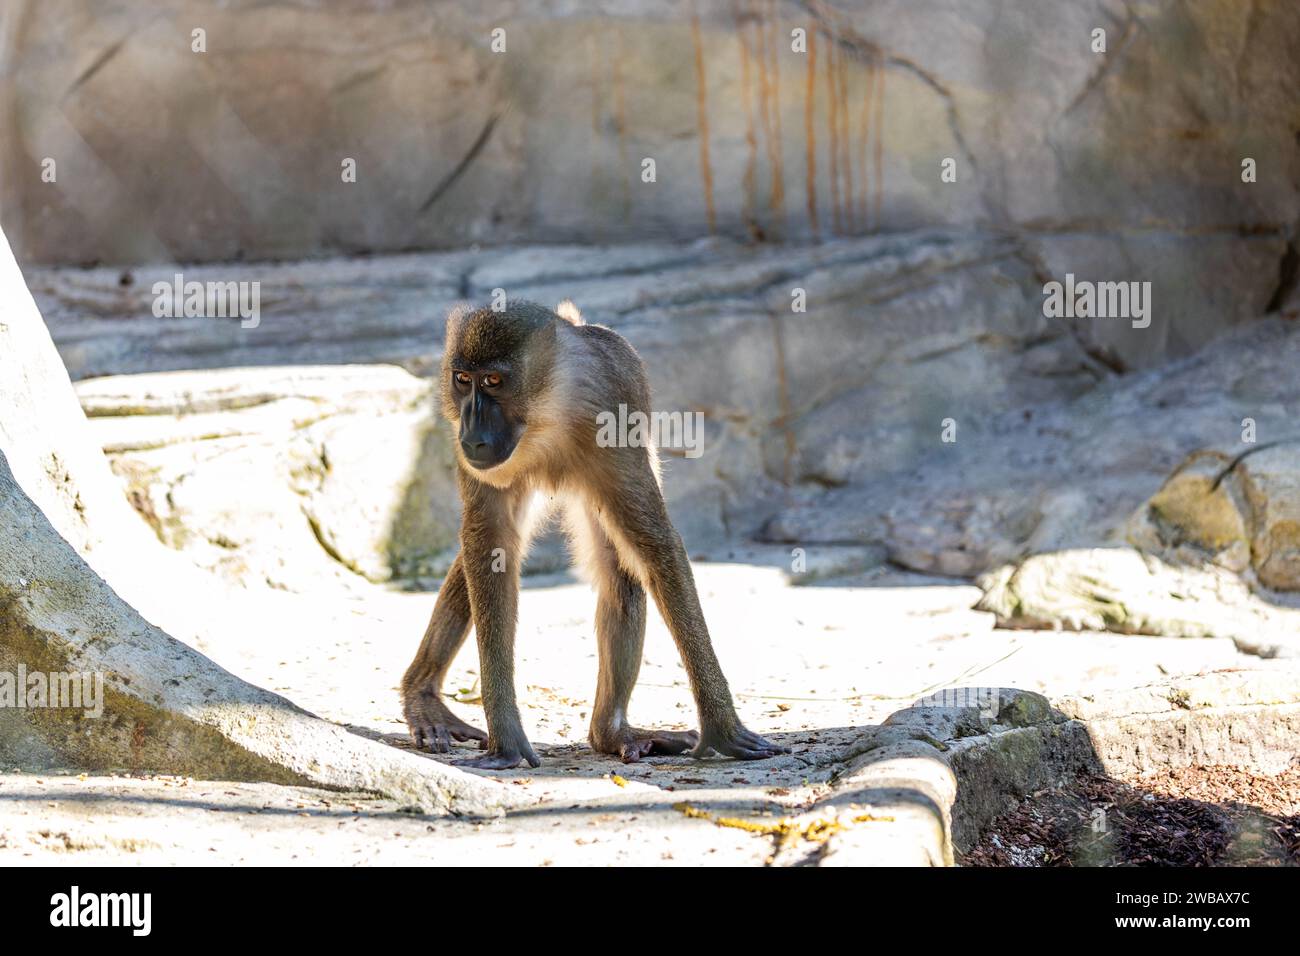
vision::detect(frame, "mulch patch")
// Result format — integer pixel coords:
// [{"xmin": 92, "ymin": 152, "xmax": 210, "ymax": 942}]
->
[{"xmin": 962, "ymin": 763, "xmax": 1299, "ymax": 867}]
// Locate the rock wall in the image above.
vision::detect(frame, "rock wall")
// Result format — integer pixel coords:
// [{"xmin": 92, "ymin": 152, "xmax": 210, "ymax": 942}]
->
[
  {"xmin": 3, "ymin": 1, "xmax": 1299, "ymax": 366},
  {"xmin": 42, "ymin": 231, "xmax": 1099, "ymax": 572}
]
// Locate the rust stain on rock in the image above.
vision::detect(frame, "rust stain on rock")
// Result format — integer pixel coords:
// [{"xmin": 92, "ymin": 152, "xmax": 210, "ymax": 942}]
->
[
  {"xmin": 857, "ymin": 52, "xmax": 876, "ymax": 229},
  {"xmin": 873, "ymin": 53, "xmax": 886, "ymax": 228},
  {"xmin": 804, "ymin": 27, "xmax": 819, "ymax": 238},
  {"xmin": 734, "ymin": 4, "xmax": 761, "ymax": 240},
  {"xmin": 756, "ymin": 2, "xmax": 785, "ymax": 233},
  {"xmin": 691, "ymin": 9, "xmax": 717, "ymax": 233},
  {"xmin": 824, "ymin": 29, "xmax": 841, "ymax": 235},
  {"xmin": 836, "ymin": 36, "xmax": 854, "ymax": 233}
]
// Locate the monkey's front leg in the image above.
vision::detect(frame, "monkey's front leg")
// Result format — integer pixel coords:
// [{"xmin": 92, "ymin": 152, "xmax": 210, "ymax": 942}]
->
[
  {"xmin": 458, "ymin": 483, "xmax": 541, "ymax": 770},
  {"xmin": 401, "ymin": 554, "xmax": 488, "ymax": 753}
]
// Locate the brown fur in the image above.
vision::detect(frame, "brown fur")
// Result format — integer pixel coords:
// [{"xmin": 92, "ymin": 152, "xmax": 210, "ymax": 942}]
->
[{"xmin": 401, "ymin": 301, "xmax": 786, "ymax": 768}]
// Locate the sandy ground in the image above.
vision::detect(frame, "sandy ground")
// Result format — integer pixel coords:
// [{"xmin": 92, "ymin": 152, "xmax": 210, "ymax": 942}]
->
[{"xmin": 0, "ymin": 561, "xmax": 1284, "ymax": 865}]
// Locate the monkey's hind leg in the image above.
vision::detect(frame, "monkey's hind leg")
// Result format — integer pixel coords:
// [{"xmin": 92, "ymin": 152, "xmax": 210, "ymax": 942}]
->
[
  {"xmin": 400, "ymin": 554, "xmax": 488, "ymax": 753},
  {"xmin": 594, "ymin": 475, "xmax": 788, "ymax": 761},
  {"xmin": 572, "ymin": 506, "xmax": 699, "ymax": 763}
]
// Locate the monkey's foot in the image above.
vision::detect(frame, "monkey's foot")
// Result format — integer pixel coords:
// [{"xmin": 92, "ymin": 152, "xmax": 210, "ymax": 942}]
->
[
  {"xmin": 690, "ymin": 724, "xmax": 789, "ymax": 761},
  {"xmin": 593, "ymin": 726, "xmax": 700, "ymax": 764},
  {"xmin": 403, "ymin": 690, "xmax": 488, "ymax": 754},
  {"xmin": 458, "ymin": 735, "xmax": 541, "ymax": 771}
]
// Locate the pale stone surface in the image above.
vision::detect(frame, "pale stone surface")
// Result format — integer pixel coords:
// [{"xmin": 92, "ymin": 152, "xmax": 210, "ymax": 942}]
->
[
  {"xmin": 977, "ymin": 548, "xmax": 1300, "ymax": 658},
  {"xmin": 1056, "ymin": 670, "xmax": 1300, "ymax": 779},
  {"xmin": 77, "ymin": 366, "xmax": 461, "ymax": 589},
  {"xmin": 0, "ymin": 774, "xmax": 773, "ymax": 866}
]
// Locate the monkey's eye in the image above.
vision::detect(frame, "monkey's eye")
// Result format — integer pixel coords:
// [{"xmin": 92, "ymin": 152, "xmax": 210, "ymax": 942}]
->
[
  {"xmin": 482, "ymin": 373, "xmax": 502, "ymax": 389},
  {"xmin": 454, "ymin": 371, "xmax": 472, "ymax": 387}
]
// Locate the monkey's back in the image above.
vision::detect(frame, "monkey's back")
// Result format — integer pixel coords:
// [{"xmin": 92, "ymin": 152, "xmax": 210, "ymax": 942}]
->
[{"xmin": 568, "ymin": 322, "xmax": 652, "ymax": 413}]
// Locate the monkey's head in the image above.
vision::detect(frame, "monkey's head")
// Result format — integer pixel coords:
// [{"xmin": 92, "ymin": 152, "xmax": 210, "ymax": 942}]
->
[{"xmin": 441, "ymin": 302, "xmax": 565, "ymax": 473}]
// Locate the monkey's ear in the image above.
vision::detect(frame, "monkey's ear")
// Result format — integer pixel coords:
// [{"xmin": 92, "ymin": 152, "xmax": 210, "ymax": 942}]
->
[{"xmin": 555, "ymin": 299, "xmax": 584, "ymax": 326}]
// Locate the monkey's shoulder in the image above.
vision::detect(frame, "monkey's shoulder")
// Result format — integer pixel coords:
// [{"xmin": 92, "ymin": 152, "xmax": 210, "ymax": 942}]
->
[
  {"xmin": 566, "ymin": 322, "xmax": 645, "ymax": 368},
  {"xmin": 567, "ymin": 319, "xmax": 630, "ymax": 348},
  {"xmin": 560, "ymin": 321, "xmax": 651, "ymax": 406}
]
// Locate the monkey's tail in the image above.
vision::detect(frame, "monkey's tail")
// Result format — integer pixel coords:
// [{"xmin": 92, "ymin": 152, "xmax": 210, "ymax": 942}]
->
[{"xmin": 556, "ymin": 299, "xmax": 585, "ymax": 325}]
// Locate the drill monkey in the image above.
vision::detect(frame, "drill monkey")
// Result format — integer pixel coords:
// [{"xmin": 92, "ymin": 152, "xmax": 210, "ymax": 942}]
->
[{"xmin": 401, "ymin": 300, "xmax": 786, "ymax": 769}]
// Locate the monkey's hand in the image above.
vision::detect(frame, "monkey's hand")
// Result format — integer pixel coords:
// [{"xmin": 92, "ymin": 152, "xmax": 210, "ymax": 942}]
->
[
  {"xmin": 690, "ymin": 722, "xmax": 789, "ymax": 761},
  {"xmin": 403, "ymin": 689, "xmax": 488, "ymax": 754}
]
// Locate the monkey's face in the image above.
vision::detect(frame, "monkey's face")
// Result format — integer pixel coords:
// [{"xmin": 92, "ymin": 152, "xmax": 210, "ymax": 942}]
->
[
  {"xmin": 450, "ymin": 366, "xmax": 524, "ymax": 470},
  {"xmin": 442, "ymin": 303, "xmax": 559, "ymax": 474}
]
